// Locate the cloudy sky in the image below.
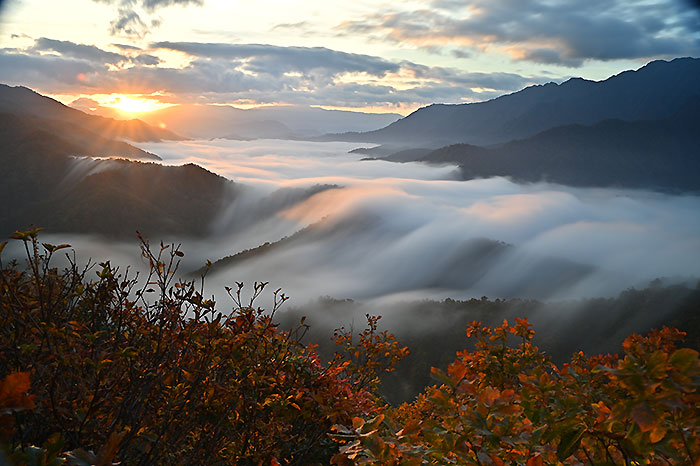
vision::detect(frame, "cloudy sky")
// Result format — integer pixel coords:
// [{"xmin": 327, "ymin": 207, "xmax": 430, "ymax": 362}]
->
[{"xmin": 0, "ymin": 0, "xmax": 698, "ymax": 114}]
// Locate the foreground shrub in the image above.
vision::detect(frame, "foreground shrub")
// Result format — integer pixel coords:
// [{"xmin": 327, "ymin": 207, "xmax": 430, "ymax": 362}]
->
[
  {"xmin": 0, "ymin": 229, "xmax": 406, "ymax": 465},
  {"xmin": 333, "ymin": 319, "xmax": 700, "ymax": 465}
]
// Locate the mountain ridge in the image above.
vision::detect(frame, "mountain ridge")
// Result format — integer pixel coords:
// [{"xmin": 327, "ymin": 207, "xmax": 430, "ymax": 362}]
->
[
  {"xmin": 415, "ymin": 95, "xmax": 700, "ymax": 191},
  {"xmin": 0, "ymin": 83, "xmax": 185, "ymax": 143},
  {"xmin": 326, "ymin": 57, "xmax": 700, "ymax": 147},
  {"xmin": 128, "ymin": 103, "xmax": 402, "ymax": 140}
]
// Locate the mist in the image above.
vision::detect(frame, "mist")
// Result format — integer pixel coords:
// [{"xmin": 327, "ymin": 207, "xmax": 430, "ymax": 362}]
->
[{"xmin": 10, "ymin": 138, "xmax": 698, "ymax": 314}]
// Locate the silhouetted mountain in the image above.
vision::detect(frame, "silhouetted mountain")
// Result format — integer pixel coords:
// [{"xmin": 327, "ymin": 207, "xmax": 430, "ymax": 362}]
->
[
  {"xmin": 0, "ymin": 112, "xmax": 235, "ymax": 238},
  {"xmin": 0, "ymin": 84, "xmax": 184, "ymax": 142},
  {"xmin": 224, "ymin": 119, "xmax": 295, "ymax": 140},
  {"xmin": 132, "ymin": 103, "xmax": 401, "ymax": 140},
  {"xmin": 419, "ymin": 96, "xmax": 700, "ymax": 191},
  {"xmin": 0, "ymin": 112, "xmax": 160, "ymax": 161},
  {"xmin": 328, "ymin": 57, "xmax": 700, "ymax": 147}
]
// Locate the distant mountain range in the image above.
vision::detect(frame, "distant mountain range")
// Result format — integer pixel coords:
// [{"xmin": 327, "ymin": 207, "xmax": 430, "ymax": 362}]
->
[
  {"xmin": 72, "ymin": 100, "xmax": 402, "ymax": 140},
  {"xmin": 0, "ymin": 85, "xmax": 346, "ymax": 238},
  {"xmin": 2, "ymin": 56, "xmax": 699, "ymax": 239},
  {"xmin": 374, "ymin": 95, "xmax": 700, "ymax": 191},
  {"xmin": 0, "ymin": 84, "xmax": 184, "ymax": 143},
  {"xmin": 328, "ymin": 57, "xmax": 700, "ymax": 148},
  {"xmin": 345, "ymin": 57, "xmax": 700, "ymax": 191}
]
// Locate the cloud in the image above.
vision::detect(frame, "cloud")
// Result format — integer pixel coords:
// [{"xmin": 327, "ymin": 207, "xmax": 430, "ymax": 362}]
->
[
  {"xmin": 151, "ymin": 42, "xmax": 402, "ymax": 79},
  {"xmin": 143, "ymin": 41, "xmax": 545, "ymax": 105},
  {"xmin": 111, "ymin": 43, "xmax": 143, "ymax": 51},
  {"xmin": 110, "ymin": 8, "xmax": 149, "ymax": 37},
  {"xmin": 31, "ymin": 37, "xmax": 128, "ymax": 65},
  {"xmin": 25, "ymin": 38, "xmax": 160, "ymax": 67},
  {"xmin": 0, "ymin": 51, "xmax": 100, "ymax": 91},
  {"xmin": 141, "ymin": 0, "xmax": 203, "ymax": 10},
  {"xmin": 97, "ymin": 138, "xmax": 700, "ymax": 306},
  {"xmin": 272, "ymin": 21, "xmax": 311, "ymax": 31},
  {"xmin": 338, "ymin": 0, "xmax": 700, "ymax": 66},
  {"xmin": 92, "ymin": 0, "xmax": 205, "ymax": 37},
  {"xmin": 0, "ymin": 39, "xmax": 548, "ymax": 108},
  {"xmin": 133, "ymin": 53, "xmax": 160, "ymax": 65}
]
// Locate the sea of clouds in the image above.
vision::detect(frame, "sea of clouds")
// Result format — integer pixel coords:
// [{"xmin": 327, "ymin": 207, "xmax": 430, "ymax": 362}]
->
[{"xmin": 25, "ymin": 138, "xmax": 700, "ymax": 310}]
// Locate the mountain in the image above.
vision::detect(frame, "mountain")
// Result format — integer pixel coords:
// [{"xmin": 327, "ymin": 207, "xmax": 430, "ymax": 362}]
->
[
  {"xmin": 0, "ymin": 110, "xmax": 236, "ymax": 238},
  {"xmin": 0, "ymin": 104, "xmax": 341, "ymax": 239},
  {"xmin": 328, "ymin": 57, "xmax": 700, "ymax": 147},
  {"xmin": 0, "ymin": 111, "xmax": 160, "ymax": 161},
  {"xmin": 224, "ymin": 119, "xmax": 295, "ymax": 140},
  {"xmin": 0, "ymin": 84, "xmax": 184, "ymax": 142},
  {"xmin": 417, "ymin": 96, "xmax": 700, "ymax": 191},
  {"xmin": 129, "ymin": 103, "xmax": 401, "ymax": 140},
  {"xmin": 0, "ymin": 123, "xmax": 235, "ymax": 238}
]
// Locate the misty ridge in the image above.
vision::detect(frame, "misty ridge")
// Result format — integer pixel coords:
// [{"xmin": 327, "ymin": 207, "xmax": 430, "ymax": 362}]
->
[{"xmin": 1, "ymin": 57, "xmax": 700, "ymax": 384}]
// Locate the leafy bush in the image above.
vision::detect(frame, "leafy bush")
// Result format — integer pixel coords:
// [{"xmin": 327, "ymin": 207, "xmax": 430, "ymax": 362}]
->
[
  {"xmin": 0, "ymin": 229, "xmax": 406, "ymax": 465},
  {"xmin": 332, "ymin": 319, "xmax": 700, "ymax": 465},
  {"xmin": 3, "ymin": 229, "xmax": 698, "ymax": 465}
]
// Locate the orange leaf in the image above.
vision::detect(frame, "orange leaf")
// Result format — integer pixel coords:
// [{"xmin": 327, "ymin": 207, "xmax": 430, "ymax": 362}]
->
[
  {"xmin": 630, "ymin": 403, "xmax": 656, "ymax": 432},
  {"xmin": 352, "ymin": 417, "xmax": 365, "ymax": 430},
  {"xmin": 0, "ymin": 372, "xmax": 35, "ymax": 411},
  {"xmin": 649, "ymin": 425, "xmax": 667, "ymax": 443},
  {"xmin": 448, "ymin": 361, "xmax": 468, "ymax": 384}
]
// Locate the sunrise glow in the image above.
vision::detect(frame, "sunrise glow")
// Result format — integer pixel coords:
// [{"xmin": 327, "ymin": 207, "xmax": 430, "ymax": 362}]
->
[{"xmin": 101, "ymin": 94, "xmax": 172, "ymax": 114}]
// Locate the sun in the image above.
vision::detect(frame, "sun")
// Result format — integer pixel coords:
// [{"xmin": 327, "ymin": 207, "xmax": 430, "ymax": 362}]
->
[{"xmin": 102, "ymin": 94, "xmax": 172, "ymax": 114}]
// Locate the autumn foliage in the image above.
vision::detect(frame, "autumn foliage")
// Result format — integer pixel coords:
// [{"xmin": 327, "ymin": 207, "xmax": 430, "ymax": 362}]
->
[
  {"xmin": 1, "ymin": 230, "xmax": 699, "ymax": 465},
  {"xmin": 0, "ymin": 229, "xmax": 406, "ymax": 465},
  {"xmin": 332, "ymin": 319, "xmax": 700, "ymax": 465}
]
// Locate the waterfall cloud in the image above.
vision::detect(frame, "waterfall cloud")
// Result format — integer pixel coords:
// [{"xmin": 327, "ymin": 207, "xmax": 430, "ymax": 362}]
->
[
  {"xmin": 18, "ymin": 138, "xmax": 698, "ymax": 312},
  {"xmin": 134, "ymin": 138, "xmax": 700, "ymax": 304}
]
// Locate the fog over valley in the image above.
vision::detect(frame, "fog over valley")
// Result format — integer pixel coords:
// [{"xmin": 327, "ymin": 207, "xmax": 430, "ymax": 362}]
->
[{"xmin": 18, "ymin": 138, "xmax": 698, "ymax": 311}]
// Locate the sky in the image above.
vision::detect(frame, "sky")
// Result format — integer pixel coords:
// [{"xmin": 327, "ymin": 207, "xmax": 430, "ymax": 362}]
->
[{"xmin": 0, "ymin": 0, "xmax": 699, "ymax": 114}]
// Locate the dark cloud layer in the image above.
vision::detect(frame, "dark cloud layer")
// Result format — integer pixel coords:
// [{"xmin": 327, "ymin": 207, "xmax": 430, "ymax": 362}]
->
[
  {"xmin": 339, "ymin": 0, "xmax": 700, "ymax": 66},
  {"xmin": 0, "ymin": 52, "xmax": 98, "ymax": 90},
  {"xmin": 152, "ymin": 41, "xmax": 402, "ymax": 78},
  {"xmin": 31, "ymin": 37, "xmax": 127, "ymax": 65},
  {"xmin": 0, "ymin": 39, "xmax": 547, "ymax": 108}
]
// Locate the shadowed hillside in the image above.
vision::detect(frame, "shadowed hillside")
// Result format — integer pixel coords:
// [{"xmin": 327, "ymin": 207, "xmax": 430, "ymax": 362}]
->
[
  {"xmin": 0, "ymin": 112, "xmax": 236, "ymax": 238},
  {"xmin": 419, "ymin": 96, "xmax": 700, "ymax": 191}
]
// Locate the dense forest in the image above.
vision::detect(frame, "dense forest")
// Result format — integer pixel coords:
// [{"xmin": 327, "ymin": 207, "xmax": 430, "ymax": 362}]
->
[{"xmin": 1, "ymin": 230, "xmax": 698, "ymax": 465}]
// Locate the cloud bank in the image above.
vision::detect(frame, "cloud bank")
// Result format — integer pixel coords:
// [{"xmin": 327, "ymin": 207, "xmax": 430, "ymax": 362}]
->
[
  {"xmin": 63, "ymin": 138, "xmax": 697, "ymax": 308},
  {"xmin": 338, "ymin": 0, "xmax": 700, "ymax": 67},
  {"xmin": 0, "ymin": 38, "xmax": 548, "ymax": 108}
]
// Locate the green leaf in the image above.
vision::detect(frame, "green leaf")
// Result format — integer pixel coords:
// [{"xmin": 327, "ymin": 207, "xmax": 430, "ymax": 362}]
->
[
  {"xmin": 557, "ymin": 428, "xmax": 584, "ymax": 461},
  {"xmin": 430, "ymin": 367, "xmax": 455, "ymax": 388},
  {"xmin": 670, "ymin": 348, "xmax": 699, "ymax": 372}
]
